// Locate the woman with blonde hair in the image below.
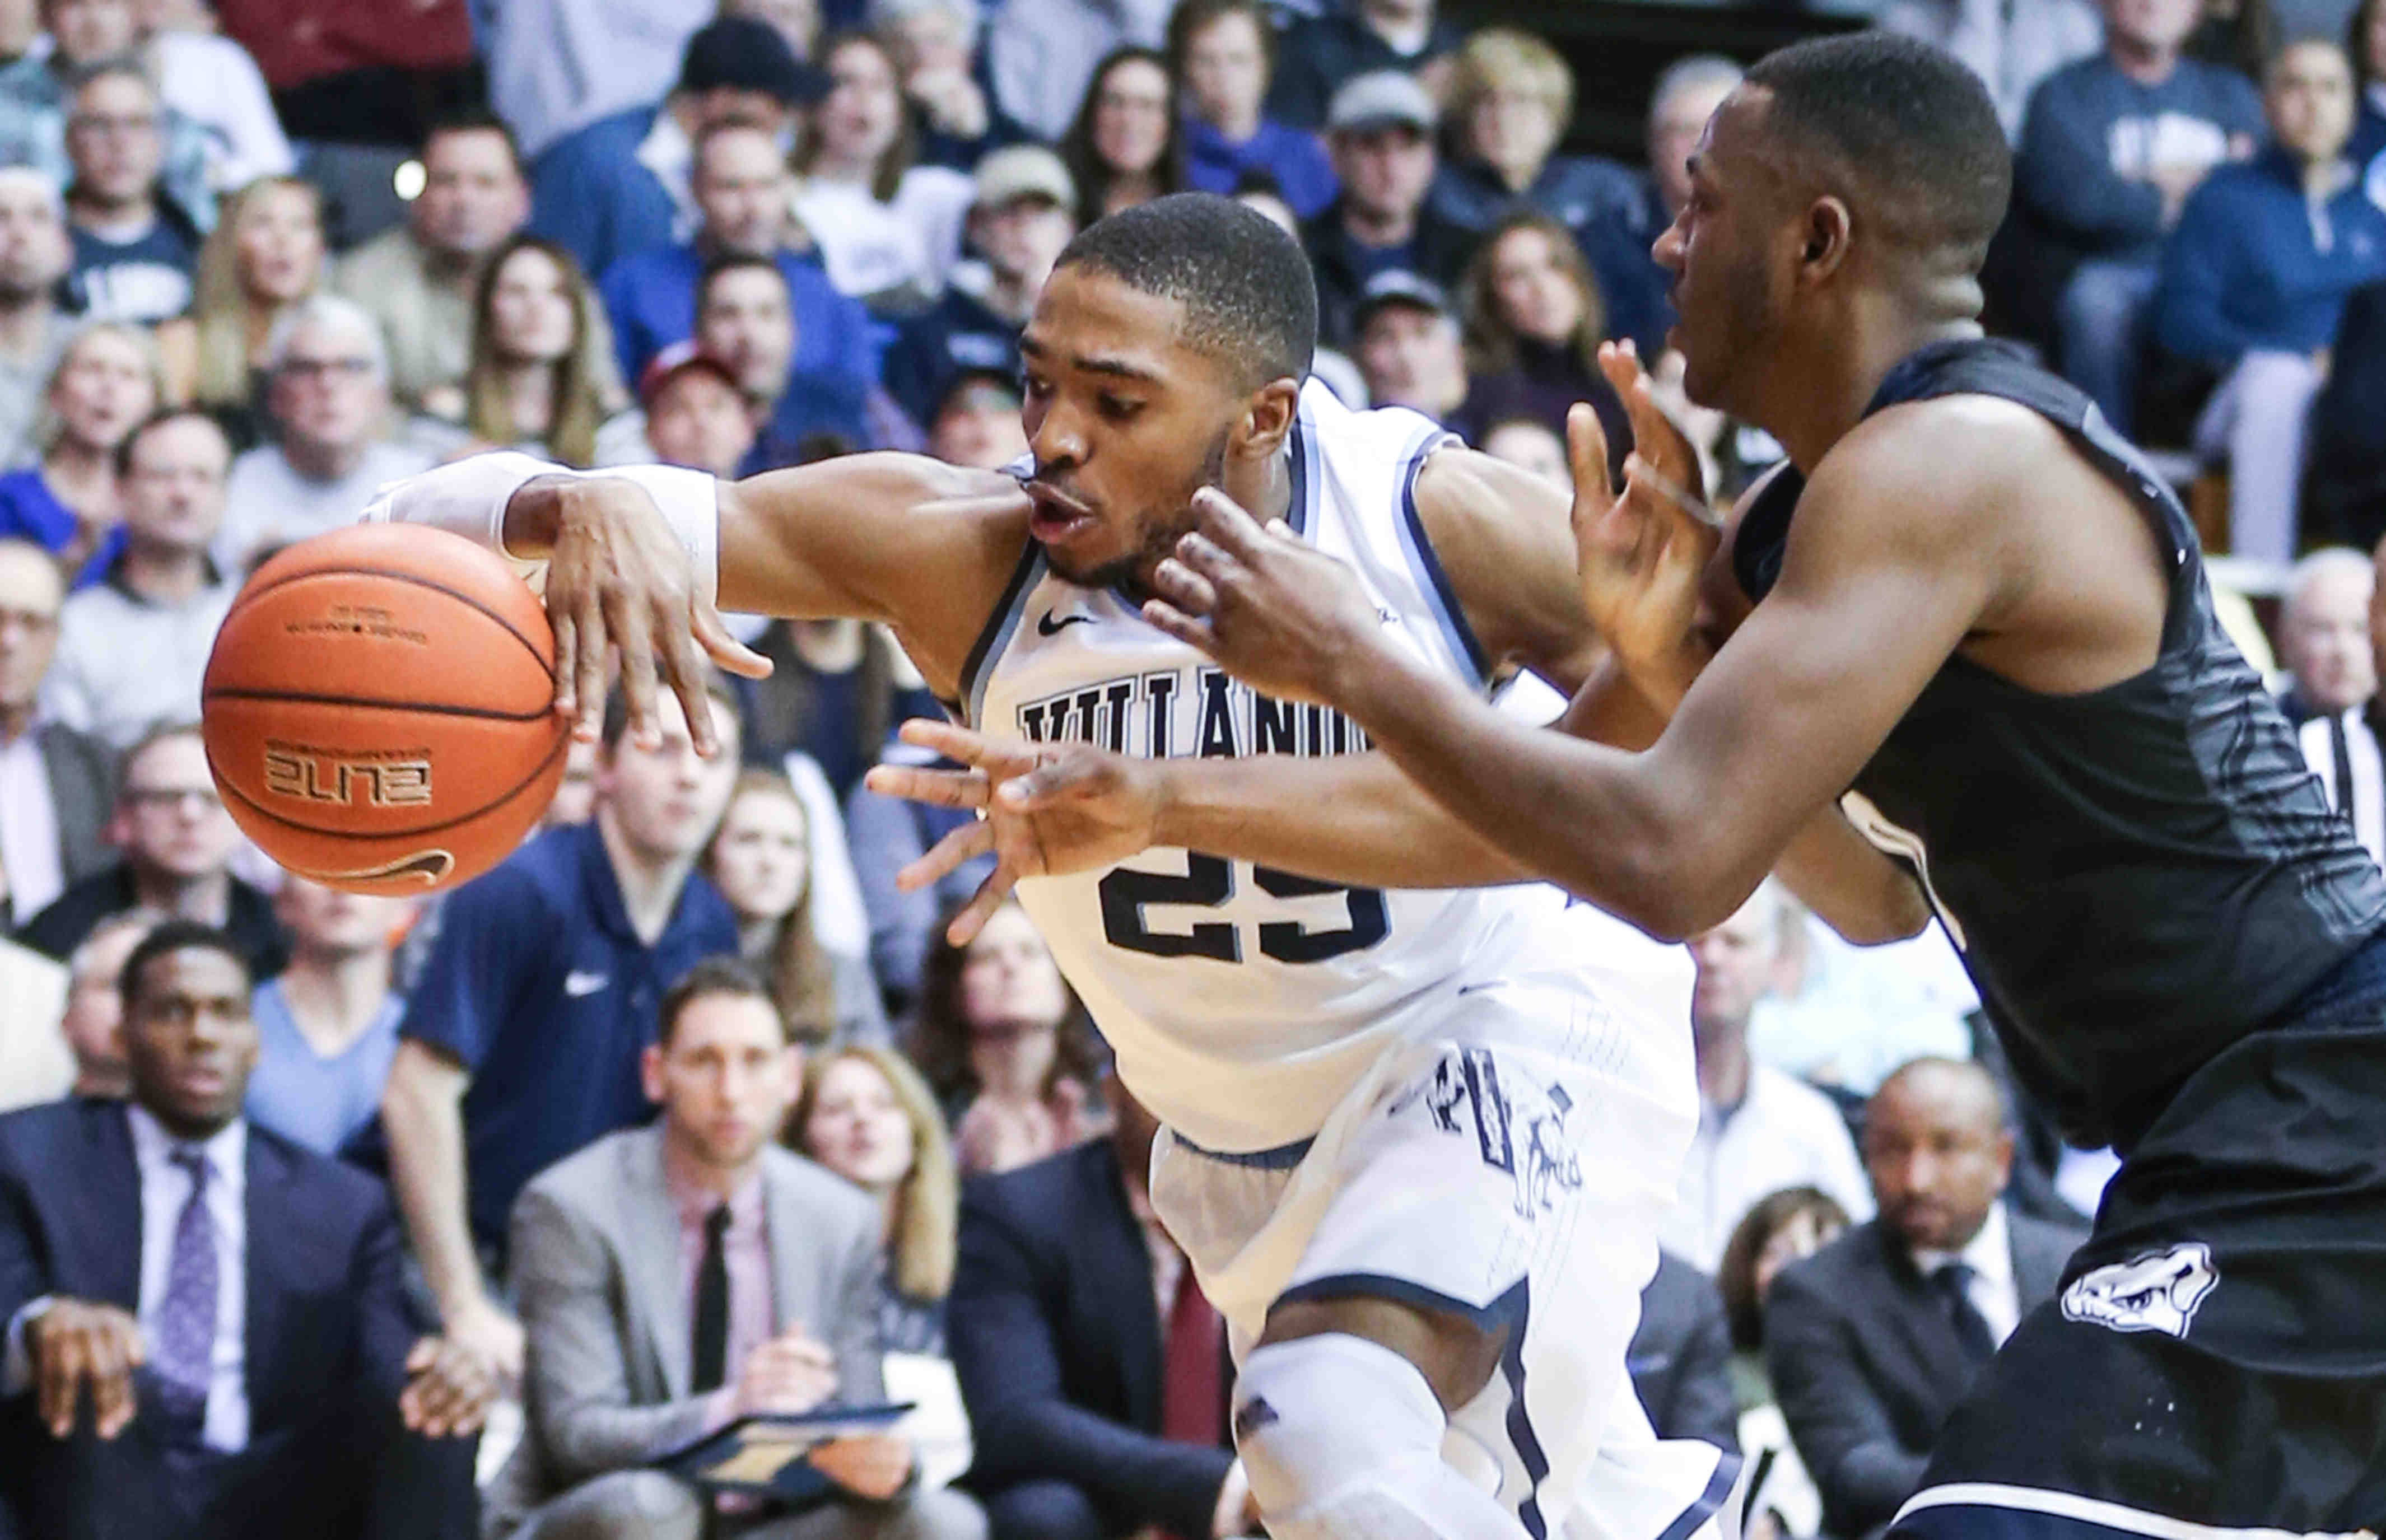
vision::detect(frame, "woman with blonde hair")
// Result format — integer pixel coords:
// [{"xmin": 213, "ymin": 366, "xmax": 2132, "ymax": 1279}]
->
[
  {"xmin": 1430, "ymin": 27, "xmax": 1638, "ymax": 239},
  {"xmin": 1453, "ymin": 208, "xmax": 1628, "ymax": 470},
  {"xmin": 0, "ymin": 323, "xmax": 161, "ymax": 575},
  {"xmin": 154, "ymin": 175, "xmax": 322, "ymax": 430},
  {"xmin": 705, "ymin": 768, "xmax": 890, "ymax": 1048}
]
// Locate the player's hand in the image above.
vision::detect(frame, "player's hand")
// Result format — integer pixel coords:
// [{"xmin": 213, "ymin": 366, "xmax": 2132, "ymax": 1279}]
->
[
  {"xmin": 27, "ymin": 1299, "xmax": 144, "ymax": 1439},
  {"xmin": 863, "ymin": 720, "xmax": 1169, "ymax": 944},
  {"xmin": 1572, "ymin": 343, "xmax": 1719, "ymax": 710},
  {"xmin": 1144, "ymin": 488, "xmax": 1389, "ymax": 707},
  {"xmin": 399, "ymin": 1334, "xmax": 495, "ymax": 1438},
  {"xmin": 530, "ymin": 475, "xmax": 770, "ymax": 756},
  {"xmin": 735, "ymin": 1329, "xmax": 840, "ymax": 1418},
  {"xmin": 442, "ymin": 1295, "xmax": 525, "ymax": 1392}
]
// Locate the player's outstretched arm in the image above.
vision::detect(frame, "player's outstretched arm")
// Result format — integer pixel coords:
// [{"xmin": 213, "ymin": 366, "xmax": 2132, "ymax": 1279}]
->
[{"xmin": 1143, "ymin": 410, "xmax": 2012, "ymax": 940}]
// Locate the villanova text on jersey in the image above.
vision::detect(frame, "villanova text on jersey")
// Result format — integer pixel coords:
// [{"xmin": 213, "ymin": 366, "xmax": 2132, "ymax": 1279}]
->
[{"xmin": 1013, "ymin": 664, "xmax": 1372, "ymax": 761}]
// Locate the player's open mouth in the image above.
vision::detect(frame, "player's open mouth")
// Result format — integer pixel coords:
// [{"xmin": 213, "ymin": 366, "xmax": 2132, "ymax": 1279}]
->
[{"xmin": 1026, "ymin": 482, "xmax": 1096, "ymax": 544}]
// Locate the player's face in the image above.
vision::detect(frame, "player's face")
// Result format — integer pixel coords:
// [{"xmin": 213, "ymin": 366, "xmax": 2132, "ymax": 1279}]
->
[
  {"xmin": 599, "ymin": 693, "xmax": 743, "ymax": 864},
  {"xmin": 1862, "ymin": 1068, "xmax": 2012, "ymax": 1254},
  {"xmin": 647, "ymin": 993, "xmax": 800, "ymax": 1172},
  {"xmin": 1652, "ymin": 91, "xmax": 1791, "ymax": 417},
  {"xmin": 123, "ymin": 948, "xmax": 258, "ymax": 1139},
  {"xmin": 958, "ymin": 902, "xmax": 1069, "ymax": 1033},
  {"xmin": 801, "ymin": 1054, "xmax": 917, "ymax": 1189},
  {"xmin": 1017, "ymin": 264, "xmax": 1247, "ymax": 595},
  {"xmin": 707, "ymin": 785, "xmax": 811, "ymax": 924}
]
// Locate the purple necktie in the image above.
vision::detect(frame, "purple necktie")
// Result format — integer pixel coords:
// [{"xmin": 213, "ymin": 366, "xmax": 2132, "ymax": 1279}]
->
[{"xmin": 156, "ymin": 1147, "xmax": 218, "ymax": 1429}]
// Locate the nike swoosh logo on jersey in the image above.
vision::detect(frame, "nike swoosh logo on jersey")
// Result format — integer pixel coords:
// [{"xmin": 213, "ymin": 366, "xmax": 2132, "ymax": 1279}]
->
[
  {"xmin": 1038, "ymin": 610, "xmax": 1094, "ymax": 636},
  {"xmin": 564, "ymin": 970, "xmax": 609, "ymax": 997}
]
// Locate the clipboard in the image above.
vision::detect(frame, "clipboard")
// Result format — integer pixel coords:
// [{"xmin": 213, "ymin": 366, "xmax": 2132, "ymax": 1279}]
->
[{"xmin": 650, "ymin": 1402, "xmax": 916, "ymax": 1508}]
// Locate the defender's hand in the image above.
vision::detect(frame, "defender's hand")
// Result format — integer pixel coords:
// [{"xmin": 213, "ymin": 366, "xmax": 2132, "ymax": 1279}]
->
[
  {"xmin": 525, "ymin": 476, "xmax": 770, "ymax": 755},
  {"xmin": 1143, "ymin": 488, "xmax": 1388, "ymax": 708}
]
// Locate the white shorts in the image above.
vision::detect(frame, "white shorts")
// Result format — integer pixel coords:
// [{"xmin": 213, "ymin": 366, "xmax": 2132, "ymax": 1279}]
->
[{"xmin": 1148, "ymin": 974, "xmax": 1740, "ymax": 1540}]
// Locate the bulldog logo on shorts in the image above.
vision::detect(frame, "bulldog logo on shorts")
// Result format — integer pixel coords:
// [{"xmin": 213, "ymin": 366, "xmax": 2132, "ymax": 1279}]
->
[{"xmin": 2059, "ymin": 1243, "xmax": 2219, "ymax": 1339}]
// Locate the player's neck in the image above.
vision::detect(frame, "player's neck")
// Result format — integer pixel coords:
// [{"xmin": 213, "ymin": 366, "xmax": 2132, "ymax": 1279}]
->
[
  {"xmin": 596, "ymin": 808, "xmax": 700, "ymax": 945},
  {"xmin": 1222, "ymin": 446, "xmax": 1295, "ymax": 530},
  {"xmin": 1766, "ymin": 310, "xmax": 1983, "ymax": 472}
]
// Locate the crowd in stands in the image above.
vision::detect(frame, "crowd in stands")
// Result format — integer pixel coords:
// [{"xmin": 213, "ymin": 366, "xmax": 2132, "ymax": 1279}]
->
[{"xmin": 0, "ymin": 0, "xmax": 2379, "ymax": 1534}]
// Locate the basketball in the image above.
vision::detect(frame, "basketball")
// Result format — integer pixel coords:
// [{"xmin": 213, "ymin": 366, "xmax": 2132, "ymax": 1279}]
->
[{"xmin": 201, "ymin": 523, "xmax": 570, "ymax": 895}]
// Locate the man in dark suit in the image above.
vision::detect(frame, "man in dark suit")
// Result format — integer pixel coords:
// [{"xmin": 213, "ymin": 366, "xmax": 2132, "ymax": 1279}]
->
[
  {"xmin": 0, "ymin": 920, "xmax": 489, "ymax": 1540},
  {"xmin": 1766, "ymin": 1057, "xmax": 2085, "ymax": 1540},
  {"xmin": 0, "ymin": 538, "xmax": 114, "ymax": 935},
  {"xmin": 950, "ymin": 1070, "xmax": 1253, "ymax": 1540},
  {"xmin": 1628, "ymin": 1252, "xmax": 1740, "ymax": 1456}
]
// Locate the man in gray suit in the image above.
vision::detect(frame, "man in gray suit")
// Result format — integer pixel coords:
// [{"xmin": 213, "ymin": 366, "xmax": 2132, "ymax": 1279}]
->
[
  {"xmin": 1766, "ymin": 1057, "xmax": 2086, "ymax": 1540},
  {"xmin": 0, "ymin": 540, "xmax": 113, "ymax": 935},
  {"xmin": 495, "ymin": 957, "xmax": 985, "ymax": 1540}
]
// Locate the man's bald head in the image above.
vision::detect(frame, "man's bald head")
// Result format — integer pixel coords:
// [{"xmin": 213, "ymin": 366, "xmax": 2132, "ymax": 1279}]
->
[
  {"xmin": 1863, "ymin": 1056, "xmax": 2012, "ymax": 1254},
  {"xmin": 2280, "ymin": 547, "xmax": 2375, "ymax": 714},
  {"xmin": 0, "ymin": 536, "xmax": 64, "ymax": 728}
]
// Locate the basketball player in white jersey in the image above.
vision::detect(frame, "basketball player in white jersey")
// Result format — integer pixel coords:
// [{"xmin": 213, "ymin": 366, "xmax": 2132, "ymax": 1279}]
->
[{"xmin": 369, "ymin": 193, "xmax": 1921, "ymax": 1540}]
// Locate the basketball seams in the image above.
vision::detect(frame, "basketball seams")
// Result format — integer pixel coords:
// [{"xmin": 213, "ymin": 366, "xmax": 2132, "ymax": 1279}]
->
[
  {"xmin": 206, "ymin": 722, "xmax": 575, "ymax": 841},
  {"xmin": 200, "ymin": 687, "xmax": 557, "ymax": 724},
  {"xmin": 225, "ymin": 564, "xmax": 555, "ymax": 683}
]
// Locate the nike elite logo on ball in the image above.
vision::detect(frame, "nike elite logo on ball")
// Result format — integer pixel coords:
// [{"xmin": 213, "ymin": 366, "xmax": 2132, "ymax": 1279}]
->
[{"xmin": 1038, "ymin": 610, "xmax": 1094, "ymax": 636}]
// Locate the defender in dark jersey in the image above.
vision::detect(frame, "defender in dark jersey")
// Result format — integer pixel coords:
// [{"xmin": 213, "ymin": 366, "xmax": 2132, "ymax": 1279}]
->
[{"xmin": 871, "ymin": 31, "xmax": 2386, "ymax": 1540}]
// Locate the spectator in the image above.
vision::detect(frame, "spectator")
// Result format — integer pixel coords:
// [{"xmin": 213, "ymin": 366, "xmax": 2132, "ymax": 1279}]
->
[
  {"xmin": 38, "ymin": 410, "xmax": 233, "ymax": 750},
  {"xmin": 1585, "ymin": 55, "xmax": 1744, "ymax": 360},
  {"xmin": 483, "ymin": 0, "xmax": 712, "ymax": 165},
  {"xmin": 2157, "ymin": 39, "xmax": 2386, "ymax": 563},
  {"xmin": 910, "ymin": 898, "xmax": 1104, "ymax": 1177},
  {"xmin": 2185, "ymin": 0, "xmax": 2277, "ymax": 81},
  {"xmin": 845, "ymin": 729, "xmax": 999, "ymax": 1019},
  {"xmin": 887, "ymin": 145, "xmax": 1076, "ymax": 427},
  {"xmin": 50, "ymin": 911, "xmax": 151, "ymax": 1100},
  {"xmin": 1268, "ymin": 0, "xmax": 1462, "ymax": 133},
  {"xmin": 1658, "ymin": 883, "xmax": 1874, "ymax": 1272},
  {"xmin": 213, "ymin": 296, "xmax": 435, "ymax": 571},
  {"xmin": 489, "ymin": 957, "xmax": 986, "ymax": 1540},
  {"xmin": 0, "ymin": 320, "xmax": 157, "ymax": 573},
  {"xmin": 1428, "ymin": 27, "xmax": 1638, "ymax": 240},
  {"xmin": 131, "ymin": 0, "xmax": 293, "ymax": 195},
  {"xmin": 695, "ymin": 254, "xmax": 877, "ymax": 469},
  {"xmin": 1173, "ymin": 0, "xmax": 1338, "ymax": 221},
  {"xmin": 0, "ymin": 168, "xmax": 76, "ymax": 468},
  {"xmin": 1715, "ymin": 1188, "xmax": 1852, "ymax": 1540},
  {"xmin": 1628, "ymin": 1253, "xmax": 1740, "ymax": 1455},
  {"xmin": 598, "ymin": 120, "xmax": 878, "ymax": 408},
  {"xmin": 1302, "ymin": 71, "xmax": 1469, "ymax": 349},
  {"xmin": 639, "ymin": 342, "xmax": 758, "ymax": 476},
  {"xmin": 58, "ymin": 63, "xmax": 204, "ymax": 325},
  {"xmin": 924, "ymin": 369, "xmax": 1029, "ymax": 468},
  {"xmin": 872, "ymin": 0, "xmax": 1023, "ymax": 170},
  {"xmin": 1479, "ymin": 414, "xmax": 1567, "ymax": 482},
  {"xmin": 0, "ymin": 6, "xmax": 217, "ymax": 230},
  {"xmin": 793, "ymin": 31, "xmax": 976, "ymax": 310},
  {"xmin": 529, "ymin": 17, "xmax": 821, "ymax": 284},
  {"xmin": 2306, "ymin": 278, "xmax": 2386, "ymax": 543},
  {"xmin": 1453, "ymin": 209, "xmax": 1629, "ymax": 472},
  {"xmin": 0, "ymin": 931, "xmax": 69, "ymax": 1110},
  {"xmin": 795, "ymin": 1044, "xmax": 960, "ymax": 1355},
  {"xmin": 542, "ymin": 738, "xmax": 602, "ymax": 831},
  {"xmin": 1056, "ymin": 45, "xmax": 1182, "ymax": 225},
  {"xmin": 723, "ymin": 0, "xmax": 824, "ymax": 59},
  {"xmin": 2019, "ymin": 0, "xmax": 2263, "ymax": 434},
  {"xmin": 1766, "ymin": 1059, "xmax": 2086, "ymax": 1540},
  {"xmin": 153, "ymin": 175, "xmax": 322, "ymax": 432},
  {"xmin": 984, "ymin": 0, "xmax": 1174, "ymax": 146},
  {"xmin": 1350, "ymin": 269, "xmax": 1468, "ymax": 419},
  {"xmin": 241, "ymin": 878, "xmax": 409, "ymax": 1158},
  {"xmin": 435, "ymin": 235, "xmax": 642, "ymax": 468},
  {"xmin": 18, "ymin": 721, "xmax": 286, "ymax": 972},
  {"xmin": 2354, "ymin": 0, "xmax": 2385, "ymax": 199},
  {"xmin": 707, "ymin": 767, "xmax": 889, "ymax": 1048},
  {"xmin": 1745, "ymin": 889, "xmax": 1977, "ymax": 1102},
  {"xmin": 950, "ymin": 1066, "xmax": 1244, "ymax": 1540},
  {"xmin": 0, "ymin": 537, "xmax": 114, "ymax": 931},
  {"xmin": 0, "ymin": 921, "xmax": 487, "ymax": 1540},
  {"xmin": 2277, "ymin": 545, "xmax": 2378, "ymax": 722},
  {"xmin": 334, "ymin": 113, "xmax": 537, "ymax": 413},
  {"xmin": 1879, "ymin": 0, "xmax": 2103, "ymax": 139},
  {"xmin": 376, "ymin": 682, "xmax": 741, "ymax": 1384}
]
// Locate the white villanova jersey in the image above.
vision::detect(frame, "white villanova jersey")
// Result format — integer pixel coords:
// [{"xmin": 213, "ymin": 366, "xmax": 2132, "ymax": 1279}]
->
[{"xmin": 972, "ymin": 381, "xmax": 1688, "ymax": 1153}]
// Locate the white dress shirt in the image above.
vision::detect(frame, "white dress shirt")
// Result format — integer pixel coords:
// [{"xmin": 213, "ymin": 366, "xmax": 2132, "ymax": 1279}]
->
[
  {"xmin": 127, "ymin": 1106, "xmax": 251, "ymax": 1452},
  {"xmin": 1661, "ymin": 1062, "xmax": 1876, "ymax": 1272},
  {"xmin": 1910, "ymin": 1200, "xmax": 2021, "ymax": 1346},
  {"xmin": 0, "ymin": 720, "xmax": 64, "ymax": 921}
]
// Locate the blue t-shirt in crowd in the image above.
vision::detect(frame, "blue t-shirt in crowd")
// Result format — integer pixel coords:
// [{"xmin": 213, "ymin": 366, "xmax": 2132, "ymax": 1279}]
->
[
  {"xmin": 1181, "ymin": 116, "xmax": 1340, "ymax": 221},
  {"xmin": 598, "ymin": 241, "xmax": 882, "ymax": 402},
  {"xmin": 67, "ymin": 214, "xmax": 200, "ymax": 326},
  {"xmin": 2016, "ymin": 53, "xmax": 2265, "ymax": 263},
  {"xmin": 243, "ymin": 980, "xmax": 404, "ymax": 1158},
  {"xmin": 0, "ymin": 467, "xmax": 124, "ymax": 589},
  {"xmin": 395, "ymin": 820, "xmax": 740, "ymax": 1252}
]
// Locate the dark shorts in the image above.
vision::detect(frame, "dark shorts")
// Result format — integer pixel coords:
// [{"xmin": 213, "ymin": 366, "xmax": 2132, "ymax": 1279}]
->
[{"xmin": 1891, "ymin": 932, "xmax": 2386, "ymax": 1539}]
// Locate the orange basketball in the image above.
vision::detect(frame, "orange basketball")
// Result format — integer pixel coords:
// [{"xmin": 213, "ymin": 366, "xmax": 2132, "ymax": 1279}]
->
[{"xmin": 201, "ymin": 523, "xmax": 570, "ymax": 895}]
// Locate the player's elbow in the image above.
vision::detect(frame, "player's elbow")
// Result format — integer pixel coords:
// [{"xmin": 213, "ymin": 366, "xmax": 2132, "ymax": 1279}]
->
[{"xmin": 1564, "ymin": 808, "xmax": 1746, "ymax": 944}]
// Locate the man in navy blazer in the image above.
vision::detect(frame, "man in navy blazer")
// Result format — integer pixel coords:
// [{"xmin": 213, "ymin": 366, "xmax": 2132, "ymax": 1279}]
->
[
  {"xmin": 949, "ymin": 1072, "xmax": 1250, "ymax": 1540},
  {"xmin": 0, "ymin": 921, "xmax": 491, "ymax": 1540}
]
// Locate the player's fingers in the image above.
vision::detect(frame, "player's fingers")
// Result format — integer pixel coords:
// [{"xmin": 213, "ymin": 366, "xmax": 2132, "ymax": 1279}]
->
[
  {"xmin": 1623, "ymin": 451, "xmax": 1722, "ymax": 535},
  {"xmin": 571, "ymin": 595, "xmax": 610, "ymax": 744},
  {"xmin": 551, "ymin": 613, "xmax": 581, "ymax": 719},
  {"xmin": 1150, "ymin": 557, "xmax": 1219, "ymax": 617},
  {"xmin": 692, "ymin": 602, "xmax": 773, "ymax": 680},
  {"xmin": 1000, "ymin": 750, "xmax": 1108, "ymax": 809},
  {"xmin": 1567, "ymin": 400, "xmax": 1615, "ymax": 509},
  {"xmin": 894, "ymin": 718, "xmax": 1046, "ymax": 780},
  {"xmin": 946, "ymin": 862, "xmax": 1021, "ymax": 944},
  {"xmin": 899, "ymin": 820, "xmax": 995, "ymax": 893},
  {"xmin": 659, "ymin": 620, "xmax": 725, "ymax": 760},
  {"xmin": 1190, "ymin": 486, "xmax": 1274, "ymax": 559},
  {"xmin": 605, "ymin": 592, "xmax": 665, "ymax": 751},
  {"xmin": 1141, "ymin": 599, "xmax": 1217, "ymax": 654},
  {"xmin": 866, "ymin": 762, "xmax": 989, "ymax": 811}
]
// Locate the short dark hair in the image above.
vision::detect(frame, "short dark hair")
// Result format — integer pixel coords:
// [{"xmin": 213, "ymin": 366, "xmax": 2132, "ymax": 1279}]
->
[
  {"xmin": 116, "ymin": 719, "xmax": 206, "ymax": 796},
  {"xmin": 1166, "ymin": 0, "xmax": 1275, "ymax": 88},
  {"xmin": 1055, "ymin": 192, "xmax": 1317, "ymax": 388},
  {"xmin": 598, "ymin": 669, "xmax": 744, "ymax": 750},
  {"xmin": 120, "ymin": 920, "xmax": 253, "ymax": 1010},
  {"xmin": 697, "ymin": 251, "xmax": 787, "ymax": 310},
  {"xmin": 115, "ymin": 405, "xmax": 229, "ymax": 479},
  {"xmin": 1742, "ymin": 34, "xmax": 2011, "ymax": 265},
  {"xmin": 422, "ymin": 108, "xmax": 524, "ymax": 176},
  {"xmin": 657, "ymin": 954, "xmax": 783, "ymax": 1047}
]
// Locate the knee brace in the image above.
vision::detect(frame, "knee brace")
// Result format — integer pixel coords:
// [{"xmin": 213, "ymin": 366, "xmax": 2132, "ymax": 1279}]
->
[{"xmin": 1233, "ymin": 1334, "xmax": 1525, "ymax": 1540}]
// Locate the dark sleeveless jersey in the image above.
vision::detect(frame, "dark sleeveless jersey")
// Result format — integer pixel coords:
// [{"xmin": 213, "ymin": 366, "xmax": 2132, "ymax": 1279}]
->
[{"xmin": 1733, "ymin": 338, "xmax": 2386, "ymax": 1152}]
